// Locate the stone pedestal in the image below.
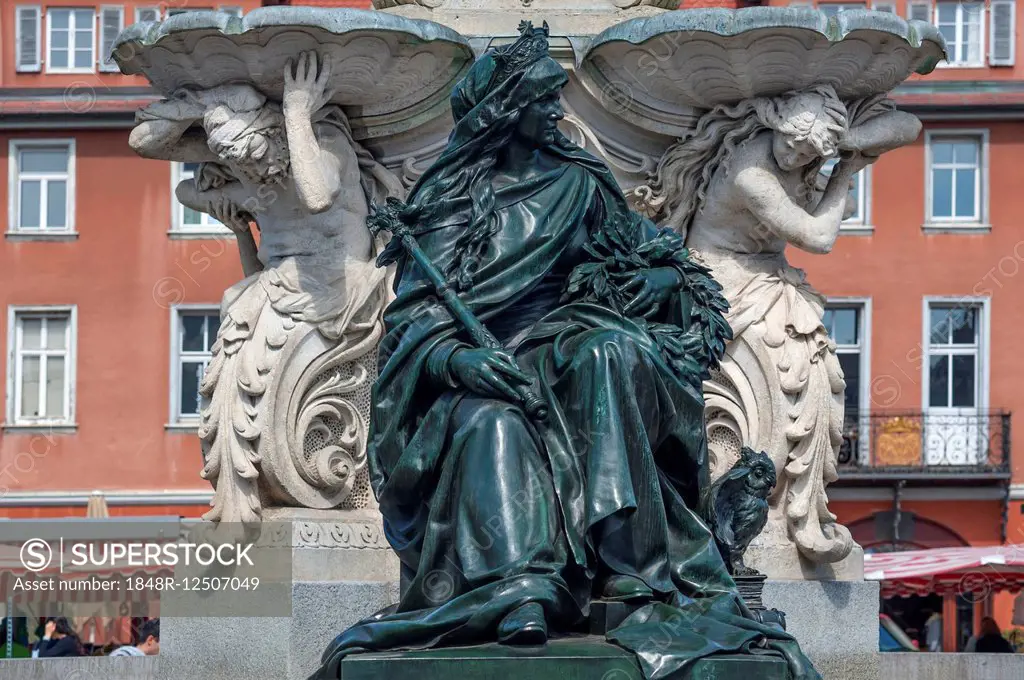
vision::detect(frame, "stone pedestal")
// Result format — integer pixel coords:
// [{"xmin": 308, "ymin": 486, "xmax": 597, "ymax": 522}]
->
[
  {"xmin": 158, "ymin": 509, "xmax": 400, "ymax": 680},
  {"xmin": 341, "ymin": 638, "xmax": 791, "ymax": 680},
  {"xmin": 762, "ymin": 579, "xmax": 880, "ymax": 680}
]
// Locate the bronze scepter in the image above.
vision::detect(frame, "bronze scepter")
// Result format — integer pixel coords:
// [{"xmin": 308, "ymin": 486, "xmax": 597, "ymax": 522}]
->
[{"xmin": 369, "ymin": 199, "xmax": 549, "ymax": 422}]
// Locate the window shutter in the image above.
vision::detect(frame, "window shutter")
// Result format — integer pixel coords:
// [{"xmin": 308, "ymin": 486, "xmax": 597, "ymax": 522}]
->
[
  {"xmin": 15, "ymin": 5, "xmax": 42, "ymax": 72},
  {"xmin": 873, "ymin": 3, "xmax": 897, "ymax": 13},
  {"xmin": 135, "ymin": 8, "xmax": 160, "ymax": 23},
  {"xmin": 990, "ymin": 0, "xmax": 1016, "ymax": 66},
  {"xmin": 907, "ymin": 2, "xmax": 931, "ymax": 23},
  {"xmin": 98, "ymin": 6, "xmax": 124, "ymax": 72}
]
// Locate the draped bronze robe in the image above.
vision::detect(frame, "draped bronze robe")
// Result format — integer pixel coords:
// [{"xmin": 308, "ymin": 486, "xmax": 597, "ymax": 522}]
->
[{"xmin": 312, "ymin": 141, "xmax": 820, "ymax": 680}]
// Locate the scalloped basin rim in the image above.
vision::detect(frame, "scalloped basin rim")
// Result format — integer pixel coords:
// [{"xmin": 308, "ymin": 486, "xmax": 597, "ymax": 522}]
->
[
  {"xmin": 582, "ymin": 7, "xmax": 948, "ymax": 77},
  {"xmin": 112, "ymin": 6, "xmax": 474, "ymax": 74}
]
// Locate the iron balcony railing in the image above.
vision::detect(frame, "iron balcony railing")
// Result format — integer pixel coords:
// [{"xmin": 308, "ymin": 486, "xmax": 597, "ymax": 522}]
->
[{"xmin": 837, "ymin": 411, "xmax": 1011, "ymax": 474}]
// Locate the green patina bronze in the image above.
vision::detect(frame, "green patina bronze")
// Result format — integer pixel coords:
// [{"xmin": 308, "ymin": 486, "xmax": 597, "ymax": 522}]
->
[{"xmin": 312, "ymin": 21, "xmax": 820, "ymax": 680}]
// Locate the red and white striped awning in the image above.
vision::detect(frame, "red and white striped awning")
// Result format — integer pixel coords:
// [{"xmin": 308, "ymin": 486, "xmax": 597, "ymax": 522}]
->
[{"xmin": 865, "ymin": 545, "xmax": 1024, "ymax": 598}]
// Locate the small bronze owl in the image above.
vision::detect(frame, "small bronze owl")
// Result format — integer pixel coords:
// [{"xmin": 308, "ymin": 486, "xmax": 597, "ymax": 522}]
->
[{"xmin": 702, "ymin": 447, "xmax": 777, "ymax": 576}]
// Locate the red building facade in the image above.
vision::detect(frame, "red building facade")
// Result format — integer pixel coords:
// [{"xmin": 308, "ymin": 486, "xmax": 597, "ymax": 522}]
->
[{"xmin": 0, "ymin": 0, "xmax": 1022, "ymax": 644}]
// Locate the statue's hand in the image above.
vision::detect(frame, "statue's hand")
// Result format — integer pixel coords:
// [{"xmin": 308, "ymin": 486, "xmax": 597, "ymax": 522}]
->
[
  {"xmin": 448, "ymin": 348, "xmax": 532, "ymax": 403},
  {"xmin": 208, "ymin": 196, "xmax": 253, "ymax": 236},
  {"xmin": 619, "ymin": 267, "xmax": 683, "ymax": 318},
  {"xmin": 283, "ymin": 51, "xmax": 334, "ymax": 120}
]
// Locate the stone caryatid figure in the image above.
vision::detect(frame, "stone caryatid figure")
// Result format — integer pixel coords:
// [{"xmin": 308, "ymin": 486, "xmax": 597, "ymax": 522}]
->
[
  {"xmin": 644, "ymin": 86, "xmax": 920, "ymax": 569},
  {"xmin": 130, "ymin": 52, "xmax": 404, "ymax": 523},
  {"xmin": 313, "ymin": 22, "xmax": 819, "ymax": 680}
]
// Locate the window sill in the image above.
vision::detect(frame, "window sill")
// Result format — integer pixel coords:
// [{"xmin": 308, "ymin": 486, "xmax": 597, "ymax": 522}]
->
[
  {"xmin": 167, "ymin": 229, "xmax": 234, "ymax": 240},
  {"xmin": 839, "ymin": 225, "xmax": 874, "ymax": 236},
  {"xmin": 2, "ymin": 423, "xmax": 78, "ymax": 435},
  {"xmin": 44, "ymin": 68, "xmax": 96, "ymax": 75},
  {"xmin": 165, "ymin": 422, "xmax": 200, "ymax": 433},
  {"xmin": 922, "ymin": 223, "xmax": 992, "ymax": 235},
  {"xmin": 5, "ymin": 231, "xmax": 79, "ymax": 242},
  {"xmin": 935, "ymin": 62, "xmax": 987, "ymax": 70}
]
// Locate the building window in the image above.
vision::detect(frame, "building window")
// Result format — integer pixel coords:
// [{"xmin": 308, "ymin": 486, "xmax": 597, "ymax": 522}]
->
[
  {"xmin": 7, "ymin": 308, "xmax": 75, "ymax": 426},
  {"xmin": 926, "ymin": 305, "xmax": 981, "ymax": 410},
  {"xmin": 46, "ymin": 8, "xmax": 95, "ymax": 73},
  {"xmin": 927, "ymin": 133, "xmax": 986, "ymax": 227},
  {"xmin": 9, "ymin": 140, "xmax": 75, "ymax": 234},
  {"xmin": 167, "ymin": 7, "xmax": 215, "ymax": 16},
  {"xmin": 820, "ymin": 159, "xmax": 869, "ymax": 228},
  {"xmin": 171, "ymin": 309, "xmax": 219, "ymax": 422},
  {"xmin": 172, "ymin": 163, "xmax": 226, "ymax": 233},
  {"xmin": 936, "ymin": 2, "xmax": 985, "ymax": 67},
  {"xmin": 824, "ymin": 302, "xmax": 868, "ymax": 463},
  {"xmin": 819, "ymin": 3, "xmax": 866, "ymax": 18},
  {"xmin": 923, "ymin": 300, "xmax": 988, "ymax": 465}
]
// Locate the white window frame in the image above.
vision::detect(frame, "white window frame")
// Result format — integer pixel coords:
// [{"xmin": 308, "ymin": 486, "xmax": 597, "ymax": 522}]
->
[
  {"xmin": 170, "ymin": 162, "xmax": 229, "ymax": 235},
  {"xmin": 819, "ymin": 3, "xmax": 868, "ymax": 17},
  {"xmin": 825, "ymin": 298, "xmax": 872, "ymax": 463},
  {"xmin": 45, "ymin": 7, "xmax": 97, "ymax": 75},
  {"xmin": 168, "ymin": 305, "xmax": 220, "ymax": 425},
  {"xmin": 98, "ymin": 5, "xmax": 125, "ymax": 73},
  {"xmin": 924, "ymin": 129, "xmax": 989, "ymax": 231},
  {"xmin": 7, "ymin": 139, "xmax": 77, "ymax": 236},
  {"xmin": 921, "ymin": 296, "xmax": 990, "ymax": 414},
  {"xmin": 135, "ymin": 7, "xmax": 162, "ymax": 23},
  {"xmin": 5, "ymin": 306, "xmax": 77, "ymax": 428},
  {"xmin": 822, "ymin": 159, "xmax": 872, "ymax": 233},
  {"xmin": 15, "ymin": 5, "xmax": 43, "ymax": 72},
  {"xmin": 934, "ymin": 1, "xmax": 986, "ymax": 68}
]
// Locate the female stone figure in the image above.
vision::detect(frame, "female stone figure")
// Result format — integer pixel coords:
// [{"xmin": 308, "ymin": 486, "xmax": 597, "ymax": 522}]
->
[
  {"xmin": 314, "ymin": 23, "xmax": 818, "ymax": 680},
  {"xmin": 646, "ymin": 85, "xmax": 920, "ymax": 569},
  {"xmin": 130, "ymin": 53, "xmax": 404, "ymax": 522}
]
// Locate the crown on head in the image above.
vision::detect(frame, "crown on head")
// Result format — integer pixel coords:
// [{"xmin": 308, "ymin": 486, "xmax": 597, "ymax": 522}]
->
[{"xmin": 490, "ymin": 21, "xmax": 552, "ymax": 87}]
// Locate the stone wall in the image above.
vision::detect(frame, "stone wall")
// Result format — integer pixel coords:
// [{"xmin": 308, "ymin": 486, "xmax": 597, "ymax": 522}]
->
[
  {"xmin": 879, "ymin": 653, "xmax": 1024, "ymax": 680},
  {"xmin": 0, "ymin": 656, "xmax": 157, "ymax": 680}
]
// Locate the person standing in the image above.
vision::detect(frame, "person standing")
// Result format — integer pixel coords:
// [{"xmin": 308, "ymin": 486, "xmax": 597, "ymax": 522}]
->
[
  {"xmin": 975, "ymin": 617, "xmax": 1014, "ymax": 654},
  {"xmin": 109, "ymin": 619, "xmax": 160, "ymax": 657},
  {"xmin": 36, "ymin": 617, "xmax": 83, "ymax": 657}
]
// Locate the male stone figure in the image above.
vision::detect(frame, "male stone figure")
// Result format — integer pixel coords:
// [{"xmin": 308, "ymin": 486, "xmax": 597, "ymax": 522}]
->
[{"xmin": 130, "ymin": 52, "xmax": 404, "ymax": 523}]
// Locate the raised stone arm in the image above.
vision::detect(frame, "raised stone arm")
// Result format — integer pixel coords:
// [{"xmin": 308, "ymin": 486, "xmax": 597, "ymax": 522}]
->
[
  {"xmin": 840, "ymin": 108, "xmax": 922, "ymax": 158},
  {"xmin": 129, "ymin": 96, "xmax": 221, "ymax": 163},
  {"xmin": 282, "ymin": 52, "xmax": 343, "ymax": 215},
  {"xmin": 736, "ymin": 154, "xmax": 869, "ymax": 255}
]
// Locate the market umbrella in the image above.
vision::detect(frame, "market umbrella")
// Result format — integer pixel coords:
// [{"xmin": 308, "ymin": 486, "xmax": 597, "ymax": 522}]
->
[{"xmin": 865, "ymin": 545, "xmax": 1024, "ymax": 598}]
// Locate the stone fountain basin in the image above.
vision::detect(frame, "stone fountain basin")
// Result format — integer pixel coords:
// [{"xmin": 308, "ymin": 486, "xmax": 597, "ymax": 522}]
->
[
  {"xmin": 113, "ymin": 7, "xmax": 474, "ymax": 129},
  {"xmin": 579, "ymin": 7, "xmax": 947, "ymax": 132}
]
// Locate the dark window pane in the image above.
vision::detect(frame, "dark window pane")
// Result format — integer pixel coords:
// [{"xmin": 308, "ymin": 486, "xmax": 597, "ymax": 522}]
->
[
  {"xmin": 828, "ymin": 308, "xmax": 859, "ymax": 345},
  {"xmin": 954, "ymin": 169, "xmax": 977, "ymax": 219},
  {"xmin": 19, "ymin": 181, "xmax": 41, "ymax": 228},
  {"xmin": 929, "ymin": 355, "xmax": 949, "ymax": 408},
  {"xmin": 953, "ymin": 141, "xmax": 978, "ymax": 165},
  {"xmin": 179, "ymin": 361, "xmax": 203, "ymax": 416},
  {"xmin": 930, "ymin": 308, "xmax": 951, "ymax": 344},
  {"xmin": 932, "ymin": 168, "xmax": 953, "ymax": 218},
  {"xmin": 181, "ymin": 315, "xmax": 206, "ymax": 352},
  {"xmin": 950, "ymin": 308, "xmax": 977, "ymax": 345},
  {"xmin": 205, "ymin": 314, "xmax": 219, "ymax": 350},
  {"xmin": 838, "ymin": 353, "xmax": 860, "ymax": 416},
  {"xmin": 932, "ymin": 142, "xmax": 953, "ymax": 164},
  {"xmin": 951, "ymin": 355, "xmax": 976, "ymax": 407}
]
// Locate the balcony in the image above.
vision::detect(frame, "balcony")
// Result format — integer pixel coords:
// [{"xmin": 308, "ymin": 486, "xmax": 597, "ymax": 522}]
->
[{"xmin": 836, "ymin": 411, "xmax": 1011, "ymax": 485}]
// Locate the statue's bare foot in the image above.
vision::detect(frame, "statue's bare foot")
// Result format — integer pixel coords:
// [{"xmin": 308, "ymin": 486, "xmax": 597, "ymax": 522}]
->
[{"xmin": 497, "ymin": 602, "xmax": 548, "ymax": 646}]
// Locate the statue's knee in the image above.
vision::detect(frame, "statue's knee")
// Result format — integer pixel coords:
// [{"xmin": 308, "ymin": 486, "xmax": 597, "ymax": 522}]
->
[
  {"xmin": 454, "ymin": 397, "xmax": 530, "ymax": 436},
  {"xmin": 577, "ymin": 329, "xmax": 645, "ymax": 371}
]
